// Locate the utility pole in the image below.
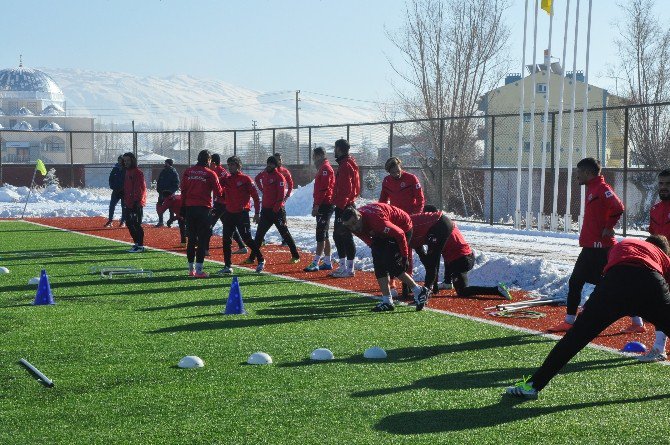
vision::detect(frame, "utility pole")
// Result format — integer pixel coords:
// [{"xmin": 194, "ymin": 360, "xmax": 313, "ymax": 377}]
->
[
  {"xmin": 295, "ymin": 90, "xmax": 300, "ymax": 164},
  {"xmin": 252, "ymin": 120, "xmax": 259, "ymax": 164}
]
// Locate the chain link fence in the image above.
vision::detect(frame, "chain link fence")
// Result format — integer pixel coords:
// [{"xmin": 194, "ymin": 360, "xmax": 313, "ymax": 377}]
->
[{"xmin": 2, "ymin": 102, "xmax": 669, "ymax": 234}]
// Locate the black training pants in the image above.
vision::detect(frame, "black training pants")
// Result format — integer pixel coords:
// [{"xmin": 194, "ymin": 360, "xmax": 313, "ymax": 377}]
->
[
  {"xmin": 333, "ymin": 207, "xmax": 356, "ymax": 261},
  {"xmin": 222, "ymin": 211, "xmax": 263, "ymax": 266},
  {"xmin": 531, "ymin": 265, "xmax": 670, "ymax": 391},
  {"xmin": 415, "ymin": 215, "xmax": 452, "ymax": 289},
  {"xmin": 567, "ymin": 247, "xmax": 610, "ymax": 315},
  {"xmin": 210, "ymin": 202, "xmax": 246, "ymax": 249},
  {"xmin": 185, "ymin": 206, "xmax": 211, "ymax": 264},
  {"xmin": 123, "ymin": 205, "xmax": 144, "ymax": 246},
  {"xmin": 252, "ymin": 208, "xmax": 299, "ymax": 258}
]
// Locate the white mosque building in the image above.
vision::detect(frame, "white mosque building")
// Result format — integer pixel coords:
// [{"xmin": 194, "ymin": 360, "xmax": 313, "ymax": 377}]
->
[{"xmin": 0, "ymin": 60, "xmax": 94, "ymax": 164}]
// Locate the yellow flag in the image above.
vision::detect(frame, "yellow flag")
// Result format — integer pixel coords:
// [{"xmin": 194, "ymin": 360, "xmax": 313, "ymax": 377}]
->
[
  {"xmin": 36, "ymin": 159, "xmax": 47, "ymax": 176},
  {"xmin": 541, "ymin": 0, "xmax": 552, "ymax": 14}
]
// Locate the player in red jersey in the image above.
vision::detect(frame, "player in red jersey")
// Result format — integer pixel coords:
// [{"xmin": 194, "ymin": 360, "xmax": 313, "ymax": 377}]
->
[
  {"xmin": 331, "ymin": 139, "xmax": 360, "ymax": 277},
  {"xmin": 215, "ymin": 156, "xmax": 265, "ymax": 274},
  {"xmin": 341, "ymin": 203, "xmax": 430, "ymax": 312},
  {"xmin": 639, "ymin": 169, "xmax": 670, "ymax": 362},
  {"xmin": 209, "ymin": 154, "xmax": 247, "ymax": 254},
  {"xmin": 121, "ymin": 152, "xmax": 147, "ymax": 253},
  {"xmin": 507, "ymin": 236, "xmax": 670, "ymax": 399},
  {"xmin": 304, "ymin": 146, "xmax": 336, "ymax": 272},
  {"xmin": 157, "ymin": 191, "xmax": 186, "ymax": 245},
  {"xmin": 180, "ymin": 150, "xmax": 222, "ymax": 277},
  {"xmin": 547, "ymin": 158, "xmax": 633, "ymax": 332}
]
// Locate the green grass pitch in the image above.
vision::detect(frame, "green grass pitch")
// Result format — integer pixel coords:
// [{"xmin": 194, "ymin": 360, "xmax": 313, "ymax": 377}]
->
[{"xmin": 1, "ymin": 221, "xmax": 669, "ymax": 444}]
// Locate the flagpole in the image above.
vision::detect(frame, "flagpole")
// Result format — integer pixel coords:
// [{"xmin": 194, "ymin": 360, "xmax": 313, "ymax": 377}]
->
[
  {"xmin": 526, "ymin": 0, "xmax": 540, "ymax": 230},
  {"xmin": 565, "ymin": 0, "xmax": 581, "ymax": 232},
  {"xmin": 538, "ymin": 2, "xmax": 554, "ymax": 231},
  {"xmin": 579, "ymin": 0, "xmax": 593, "ymax": 230},
  {"xmin": 551, "ymin": 0, "xmax": 571, "ymax": 231},
  {"xmin": 20, "ymin": 168, "xmax": 37, "ymax": 220},
  {"xmin": 515, "ymin": 0, "xmax": 531, "ymax": 229}
]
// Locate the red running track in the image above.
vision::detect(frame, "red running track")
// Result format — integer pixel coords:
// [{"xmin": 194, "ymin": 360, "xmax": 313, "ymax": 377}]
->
[{"xmin": 25, "ymin": 216, "xmax": 662, "ymax": 355}]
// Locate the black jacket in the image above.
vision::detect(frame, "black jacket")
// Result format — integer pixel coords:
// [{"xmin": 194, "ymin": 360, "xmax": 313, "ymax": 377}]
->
[
  {"xmin": 156, "ymin": 166, "xmax": 180, "ymax": 193},
  {"xmin": 109, "ymin": 163, "xmax": 125, "ymax": 191}
]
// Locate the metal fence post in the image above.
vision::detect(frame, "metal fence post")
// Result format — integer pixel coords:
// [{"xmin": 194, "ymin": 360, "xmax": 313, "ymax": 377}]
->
[
  {"xmin": 308, "ymin": 127, "xmax": 312, "ymax": 166},
  {"xmin": 438, "ymin": 118, "xmax": 445, "ymax": 210},
  {"xmin": 622, "ymin": 106, "xmax": 629, "ymax": 236},
  {"xmin": 233, "ymin": 131, "xmax": 237, "ymax": 157},
  {"xmin": 550, "ymin": 111, "xmax": 556, "ymax": 170},
  {"xmin": 187, "ymin": 131, "xmax": 192, "ymax": 165},
  {"xmin": 490, "ymin": 116, "xmax": 495, "ymax": 225},
  {"xmin": 389, "ymin": 122, "xmax": 394, "ymax": 158},
  {"xmin": 0, "ymin": 131, "xmax": 3, "ymax": 185},
  {"xmin": 272, "ymin": 128, "xmax": 276, "ymax": 152},
  {"xmin": 346, "ymin": 125, "xmax": 350, "ymax": 142},
  {"xmin": 69, "ymin": 131, "xmax": 75, "ymax": 187}
]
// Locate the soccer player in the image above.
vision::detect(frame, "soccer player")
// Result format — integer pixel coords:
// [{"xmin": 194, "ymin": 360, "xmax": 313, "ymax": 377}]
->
[
  {"xmin": 254, "ymin": 152, "xmax": 293, "ymax": 246},
  {"xmin": 506, "ymin": 235, "xmax": 670, "ymax": 399},
  {"xmin": 416, "ymin": 205, "xmax": 511, "ymax": 300},
  {"xmin": 154, "ymin": 158, "xmax": 180, "ymax": 227},
  {"xmin": 209, "ymin": 154, "xmax": 247, "ymax": 254},
  {"xmin": 180, "ymin": 149, "xmax": 222, "ymax": 277},
  {"xmin": 216, "ymin": 156, "xmax": 265, "ymax": 274},
  {"xmin": 246, "ymin": 156, "xmax": 300, "ymax": 264},
  {"xmin": 379, "ymin": 156, "xmax": 425, "ymax": 297},
  {"xmin": 548, "ymin": 158, "xmax": 629, "ymax": 333},
  {"xmin": 157, "ymin": 191, "xmax": 186, "ymax": 245},
  {"xmin": 105, "ymin": 155, "xmax": 126, "ymax": 227},
  {"xmin": 639, "ymin": 169, "xmax": 670, "ymax": 362},
  {"xmin": 331, "ymin": 139, "xmax": 360, "ymax": 277},
  {"xmin": 121, "ymin": 152, "xmax": 146, "ymax": 253},
  {"xmin": 304, "ymin": 146, "xmax": 336, "ymax": 272},
  {"xmin": 341, "ymin": 203, "xmax": 430, "ymax": 312}
]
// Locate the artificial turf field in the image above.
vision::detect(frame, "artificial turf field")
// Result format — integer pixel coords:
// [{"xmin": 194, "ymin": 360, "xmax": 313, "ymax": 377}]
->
[{"xmin": 1, "ymin": 221, "xmax": 669, "ymax": 444}]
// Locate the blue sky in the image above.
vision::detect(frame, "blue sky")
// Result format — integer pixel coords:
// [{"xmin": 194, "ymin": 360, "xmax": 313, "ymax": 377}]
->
[{"xmin": 5, "ymin": 0, "xmax": 669, "ymax": 104}]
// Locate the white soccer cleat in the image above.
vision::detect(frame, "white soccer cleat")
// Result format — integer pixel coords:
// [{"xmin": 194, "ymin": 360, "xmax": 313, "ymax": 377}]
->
[{"xmin": 329, "ymin": 268, "xmax": 354, "ymax": 278}]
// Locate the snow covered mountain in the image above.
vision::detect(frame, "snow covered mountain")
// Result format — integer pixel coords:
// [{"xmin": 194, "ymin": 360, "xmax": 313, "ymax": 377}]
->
[{"xmin": 43, "ymin": 68, "xmax": 383, "ymax": 130}]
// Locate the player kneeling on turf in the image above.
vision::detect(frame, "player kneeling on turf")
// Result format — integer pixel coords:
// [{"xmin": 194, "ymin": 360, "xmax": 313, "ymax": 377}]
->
[{"xmin": 341, "ymin": 203, "xmax": 430, "ymax": 312}]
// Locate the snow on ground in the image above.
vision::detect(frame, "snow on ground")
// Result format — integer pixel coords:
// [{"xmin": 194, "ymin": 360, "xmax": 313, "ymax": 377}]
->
[{"xmin": 1, "ymin": 182, "xmax": 602, "ymax": 301}]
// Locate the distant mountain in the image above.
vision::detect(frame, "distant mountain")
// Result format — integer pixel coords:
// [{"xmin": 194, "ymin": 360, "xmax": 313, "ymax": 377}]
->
[{"xmin": 43, "ymin": 68, "xmax": 383, "ymax": 130}]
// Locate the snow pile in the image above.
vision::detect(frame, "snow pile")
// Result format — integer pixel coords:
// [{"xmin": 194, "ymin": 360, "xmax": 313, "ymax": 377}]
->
[
  {"xmin": 284, "ymin": 181, "xmax": 314, "ymax": 216},
  {"xmin": 0, "ymin": 186, "xmax": 22, "ymax": 202}
]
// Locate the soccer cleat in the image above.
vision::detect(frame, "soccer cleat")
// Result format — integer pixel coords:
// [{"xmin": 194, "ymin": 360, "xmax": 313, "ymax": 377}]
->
[
  {"xmin": 329, "ymin": 268, "xmax": 354, "ymax": 278},
  {"xmin": 432, "ymin": 282, "xmax": 439, "ymax": 294},
  {"xmin": 620, "ymin": 323, "xmax": 646, "ymax": 334},
  {"xmin": 414, "ymin": 286, "xmax": 430, "ymax": 311},
  {"xmin": 104, "ymin": 220, "xmax": 113, "ymax": 228},
  {"xmin": 128, "ymin": 246, "xmax": 145, "ymax": 253},
  {"xmin": 119, "ymin": 222, "xmax": 126, "ymax": 227},
  {"xmin": 303, "ymin": 261, "xmax": 320, "ymax": 272},
  {"xmin": 242, "ymin": 257, "xmax": 255, "ymax": 264},
  {"xmin": 192, "ymin": 271, "xmax": 209, "ymax": 278},
  {"xmin": 498, "ymin": 283, "xmax": 513, "ymax": 301},
  {"xmin": 547, "ymin": 321, "xmax": 574, "ymax": 333},
  {"xmin": 255, "ymin": 261, "xmax": 265, "ymax": 273},
  {"xmin": 390, "ymin": 288, "xmax": 399, "ymax": 298},
  {"xmin": 216, "ymin": 266, "xmax": 233, "ymax": 275},
  {"xmin": 438, "ymin": 282, "xmax": 453, "ymax": 290},
  {"xmin": 233, "ymin": 247, "xmax": 248, "ymax": 254},
  {"xmin": 372, "ymin": 302, "xmax": 395, "ymax": 312},
  {"xmin": 127, "ymin": 244, "xmax": 138, "ymax": 253},
  {"xmin": 290, "ymin": 256, "xmax": 300, "ymax": 264},
  {"xmin": 154, "ymin": 222, "xmax": 164, "ymax": 228},
  {"xmin": 637, "ymin": 347, "xmax": 668, "ymax": 362},
  {"xmin": 188, "ymin": 270, "xmax": 196, "ymax": 277},
  {"xmin": 505, "ymin": 376, "xmax": 538, "ymax": 399},
  {"xmin": 318, "ymin": 262, "xmax": 333, "ymax": 271}
]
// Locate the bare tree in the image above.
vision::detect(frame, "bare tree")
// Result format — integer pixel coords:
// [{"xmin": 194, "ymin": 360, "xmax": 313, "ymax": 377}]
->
[
  {"xmin": 614, "ymin": 0, "xmax": 670, "ymax": 222},
  {"xmin": 387, "ymin": 0, "xmax": 510, "ymax": 215}
]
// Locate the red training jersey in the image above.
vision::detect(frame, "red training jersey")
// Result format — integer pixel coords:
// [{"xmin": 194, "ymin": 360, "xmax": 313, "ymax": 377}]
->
[
  {"xmin": 123, "ymin": 167, "xmax": 147, "ymax": 208},
  {"xmin": 221, "ymin": 171, "xmax": 260, "ymax": 214},
  {"xmin": 409, "ymin": 212, "xmax": 443, "ymax": 248},
  {"xmin": 354, "ymin": 203, "xmax": 413, "ymax": 258},
  {"xmin": 212, "ymin": 164, "xmax": 230, "ymax": 205},
  {"xmin": 579, "ymin": 175, "xmax": 624, "ymax": 248},
  {"xmin": 313, "ymin": 159, "xmax": 335, "ymax": 206},
  {"xmin": 442, "ymin": 223, "xmax": 473, "ymax": 263},
  {"xmin": 180, "ymin": 165, "xmax": 222, "ymax": 208},
  {"xmin": 156, "ymin": 193, "xmax": 183, "ymax": 218},
  {"xmin": 379, "ymin": 171, "xmax": 425, "ymax": 215},
  {"xmin": 649, "ymin": 200, "xmax": 670, "ymax": 239},
  {"xmin": 333, "ymin": 155, "xmax": 360, "ymax": 209},
  {"xmin": 604, "ymin": 238, "xmax": 670, "ymax": 283},
  {"xmin": 276, "ymin": 166, "xmax": 294, "ymax": 197},
  {"xmin": 260, "ymin": 169, "xmax": 286, "ymax": 212}
]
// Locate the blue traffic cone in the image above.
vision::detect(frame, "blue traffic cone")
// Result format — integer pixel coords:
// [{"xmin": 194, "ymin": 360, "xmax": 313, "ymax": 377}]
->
[
  {"xmin": 33, "ymin": 269, "xmax": 55, "ymax": 305},
  {"xmin": 223, "ymin": 276, "xmax": 246, "ymax": 315}
]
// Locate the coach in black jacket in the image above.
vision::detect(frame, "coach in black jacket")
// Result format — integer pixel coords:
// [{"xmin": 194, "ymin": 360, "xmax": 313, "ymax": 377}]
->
[
  {"xmin": 155, "ymin": 158, "xmax": 180, "ymax": 227},
  {"xmin": 105, "ymin": 156, "xmax": 126, "ymax": 227}
]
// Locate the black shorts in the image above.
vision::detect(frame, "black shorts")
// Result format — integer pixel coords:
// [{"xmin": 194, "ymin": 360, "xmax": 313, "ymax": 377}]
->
[
  {"xmin": 315, "ymin": 204, "xmax": 335, "ymax": 242},
  {"xmin": 371, "ymin": 230, "xmax": 413, "ymax": 279},
  {"xmin": 445, "ymin": 252, "xmax": 475, "ymax": 278}
]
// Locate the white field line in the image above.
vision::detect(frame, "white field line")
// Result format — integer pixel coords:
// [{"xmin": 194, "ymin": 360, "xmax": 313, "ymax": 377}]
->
[{"xmin": 17, "ymin": 219, "xmax": 668, "ymax": 366}]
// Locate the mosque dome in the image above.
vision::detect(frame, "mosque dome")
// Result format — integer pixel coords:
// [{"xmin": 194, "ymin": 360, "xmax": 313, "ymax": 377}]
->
[{"xmin": 0, "ymin": 66, "xmax": 64, "ymax": 101}]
